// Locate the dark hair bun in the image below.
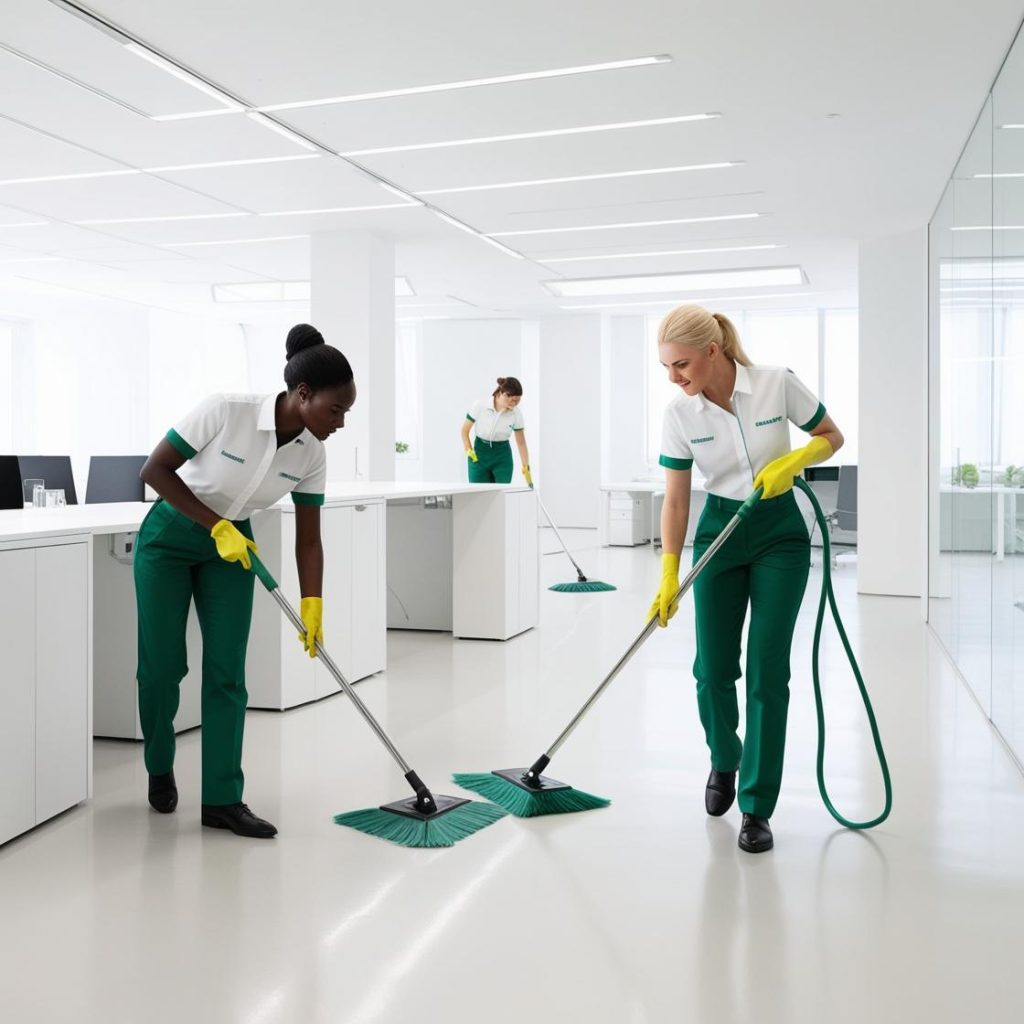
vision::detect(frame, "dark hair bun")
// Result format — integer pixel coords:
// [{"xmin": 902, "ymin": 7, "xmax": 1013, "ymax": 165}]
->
[
  {"xmin": 496, "ymin": 377, "xmax": 506, "ymax": 386},
  {"xmin": 286, "ymin": 323, "xmax": 325, "ymax": 361}
]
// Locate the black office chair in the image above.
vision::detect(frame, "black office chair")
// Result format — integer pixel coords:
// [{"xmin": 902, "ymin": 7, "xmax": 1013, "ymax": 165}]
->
[
  {"xmin": 85, "ymin": 455, "xmax": 147, "ymax": 503},
  {"xmin": 0, "ymin": 455, "xmax": 24, "ymax": 509},
  {"xmin": 16, "ymin": 455, "xmax": 78, "ymax": 504},
  {"xmin": 825, "ymin": 465, "xmax": 858, "ymax": 568}
]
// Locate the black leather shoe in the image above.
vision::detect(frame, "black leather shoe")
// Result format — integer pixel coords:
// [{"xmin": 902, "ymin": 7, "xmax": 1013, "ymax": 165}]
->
[
  {"xmin": 738, "ymin": 813, "xmax": 773, "ymax": 853},
  {"xmin": 705, "ymin": 769, "xmax": 737, "ymax": 817},
  {"xmin": 148, "ymin": 771, "xmax": 178, "ymax": 814},
  {"xmin": 202, "ymin": 803, "xmax": 277, "ymax": 838}
]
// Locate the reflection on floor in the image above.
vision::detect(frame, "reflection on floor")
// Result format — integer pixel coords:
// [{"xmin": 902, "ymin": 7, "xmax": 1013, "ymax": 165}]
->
[{"xmin": 1, "ymin": 530, "xmax": 1023, "ymax": 1023}]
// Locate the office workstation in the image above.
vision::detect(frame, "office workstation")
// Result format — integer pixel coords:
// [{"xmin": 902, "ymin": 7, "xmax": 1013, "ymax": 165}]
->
[{"xmin": 3, "ymin": 4, "xmax": 1024, "ymax": 1023}]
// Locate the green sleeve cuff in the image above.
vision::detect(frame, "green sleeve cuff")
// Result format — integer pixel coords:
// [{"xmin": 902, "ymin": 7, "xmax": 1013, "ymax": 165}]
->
[
  {"xmin": 798, "ymin": 402, "xmax": 827, "ymax": 432},
  {"xmin": 659, "ymin": 454, "xmax": 693, "ymax": 471},
  {"xmin": 511, "ymin": 425, "xmax": 523, "ymax": 431},
  {"xmin": 166, "ymin": 428, "xmax": 197, "ymax": 459},
  {"xmin": 465, "ymin": 414, "xmax": 475, "ymax": 422},
  {"xmin": 291, "ymin": 491, "xmax": 325, "ymax": 507}
]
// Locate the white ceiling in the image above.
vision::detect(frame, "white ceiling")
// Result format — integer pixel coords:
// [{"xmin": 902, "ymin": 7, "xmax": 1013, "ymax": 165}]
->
[{"xmin": 0, "ymin": 0, "xmax": 1021, "ymax": 322}]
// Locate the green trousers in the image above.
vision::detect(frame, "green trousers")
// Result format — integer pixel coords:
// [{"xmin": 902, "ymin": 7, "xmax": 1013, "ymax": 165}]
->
[
  {"xmin": 134, "ymin": 500, "xmax": 255, "ymax": 806},
  {"xmin": 692, "ymin": 490, "xmax": 809, "ymax": 818},
  {"xmin": 468, "ymin": 436, "xmax": 513, "ymax": 483}
]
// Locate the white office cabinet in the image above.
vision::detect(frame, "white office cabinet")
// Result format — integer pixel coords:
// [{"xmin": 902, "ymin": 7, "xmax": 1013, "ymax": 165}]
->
[
  {"xmin": 452, "ymin": 489, "xmax": 539, "ymax": 641},
  {"xmin": 0, "ymin": 549, "xmax": 37, "ymax": 846},
  {"xmin": 92, "ymin": 533, "xmax": 202, "ymax": 740},
  {"xmin": 347, "ymin": 503, "xmax": 386, "ymax": 685},
  {"xmin": 608, "ymin": 492, "xmax": 651, "ymax": 546},
  {"xmin": 35, "ymin": 543, "xmax": 89, "ymax": 823},
  {"xmin": 0, "ymin": 537, "xmax": 91, "ymax": 847},
  {"xmin": 248, "ymin": 500, "xmax": 386, "ymax": 710}
]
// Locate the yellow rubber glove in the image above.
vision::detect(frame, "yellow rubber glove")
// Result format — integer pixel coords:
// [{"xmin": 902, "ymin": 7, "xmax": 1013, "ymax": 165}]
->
[
  {"xmin": 522, "ymin": 464, "xmax": 533, "ymax": 488},
  {"xmin": 210, "ymin": 519, "xmax": 259, "ymax": 571},
  {"xmin": 466, "ymin": 448, "xmax": 479, "ymax": 463},
  {"xmin": 647, "ymin": 552, "xmax": 681, "ymax": 627},
  {"xmin": 753, "ymin": 435, "xmax": 833, "ymax": 500},
  {"xmin": 299, "ymin": 597, "xmax": 323, "ymax": 658}
]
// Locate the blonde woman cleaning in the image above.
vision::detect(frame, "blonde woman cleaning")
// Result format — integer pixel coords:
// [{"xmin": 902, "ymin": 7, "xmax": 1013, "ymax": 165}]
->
[
  {"xmin": 650, "ymin": 305, "xmax": 843, "ymax": 853},
  {"xmin": 461, "ymin": 376, "xmax": 532, "ymax": 486}
]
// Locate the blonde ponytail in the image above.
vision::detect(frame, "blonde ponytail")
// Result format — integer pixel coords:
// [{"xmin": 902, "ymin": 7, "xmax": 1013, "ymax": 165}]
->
[
  {"xmin": 710, "ymin": 312, "xmax": 752, "ymax": 367},
  {"xmin": 657, "ymin": 304, "xmax": 753, "ymax": 367}
]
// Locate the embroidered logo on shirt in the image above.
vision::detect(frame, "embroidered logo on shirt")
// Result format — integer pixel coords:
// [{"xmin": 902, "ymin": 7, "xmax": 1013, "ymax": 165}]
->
[
  {"xmin": 690, "ymin": 435, "xmax": 715, "ymax": 444},
  {"xmin": 755, "ymin": 415, "xmax": 784, "ymax": 427},
  {"xmin": 279, "ymin": 471, "xmax": 302, "ymax": 483},
  {"xmin": 220, "ymin": 450, "xmax": 246, "ymax": 464}
]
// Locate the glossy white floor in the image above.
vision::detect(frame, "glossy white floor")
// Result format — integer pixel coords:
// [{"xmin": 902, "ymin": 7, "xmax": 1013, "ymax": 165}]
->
[{"xmin": 2, "ymin": 530, "xmax": 1022, "ymax": 1024}]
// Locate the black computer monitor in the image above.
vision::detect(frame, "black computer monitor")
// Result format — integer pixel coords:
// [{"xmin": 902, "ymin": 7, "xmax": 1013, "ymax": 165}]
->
[
  {"xmin": 85, "ymin": 455, "xmax": 147, "ymax": 504},
  {"xmin": 0, "ymin": 455, "xmax": 24, "ymax": 509},
  {"xmin": 16, "ymin": 455, "xmax": 79, "ymax": 505}
]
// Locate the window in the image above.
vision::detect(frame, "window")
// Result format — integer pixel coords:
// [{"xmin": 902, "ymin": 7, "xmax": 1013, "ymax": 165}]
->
[
  {"xmin": 0, "ymin": 320, "xmax": 12, "ymax": 452},
  {"xmin": 395, "ymin": 322, "xmax": 420, "ymax": 458},
  {"xmin": 822, "ymin": 310, "xmax": 859, "ymax": 464}
]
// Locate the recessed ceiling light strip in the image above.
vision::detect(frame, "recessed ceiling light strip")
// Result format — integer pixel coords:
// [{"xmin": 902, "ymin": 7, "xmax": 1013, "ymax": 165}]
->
[
  {"xmin": 492, "ymin": 212, "xmax": 761, "ymax": 237},
  {"xmin": 432, "ymin": 210, "xmax": 525, "ymax": 260},
  {"xmin": 342, "ymin": 113, "xmax": 720, "ymax": 156},
  {"xmin": 418, "ymin": 162, "xmax": 742, "ymax": 195},
  {"xmin": 560, "ymin": 291, "xmax": 821, "ymax": 309},
  {"xmin": 257, "ymin": 55, "xmax": 671, "ymax": 111},
  {"xmin": 540, "ymin": 243, "xmax": 784, "ymax": 264}
]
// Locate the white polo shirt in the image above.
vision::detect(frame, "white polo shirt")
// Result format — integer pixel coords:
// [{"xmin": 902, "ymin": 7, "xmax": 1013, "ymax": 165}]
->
[
  {"xmin": 466, "ymin": 398, "xmax": 524, "ymax": 443},
  {"xmin": 166, "ymin": 393, "xmax": 327, "ymax": 521},
  {"xmin": 659, "ymin": 363, "xmax": 826, "ymax": 500}
]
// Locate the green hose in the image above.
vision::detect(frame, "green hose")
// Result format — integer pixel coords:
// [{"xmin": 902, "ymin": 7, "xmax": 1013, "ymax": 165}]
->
[{"xmin": 793, "ymin": 477, "xmax": 892, "ymax": 829}]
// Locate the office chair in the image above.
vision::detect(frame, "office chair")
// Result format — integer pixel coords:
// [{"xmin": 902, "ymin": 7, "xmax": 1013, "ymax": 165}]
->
[
  {"xmin": 16, "ymin": 455, "xmax": 78, "ymax": 504},
  {"xmin": 825, "ymin": 465, "xmax": 858, "ymax": 569},
  {"xmin": 85, "ymin": 455, "xmax": 147, "ymax": 503}
]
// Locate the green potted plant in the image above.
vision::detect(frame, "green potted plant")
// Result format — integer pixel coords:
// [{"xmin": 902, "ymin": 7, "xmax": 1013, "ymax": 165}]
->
[
  {"xmin": 395, "ymin": 441, "xmax": 410, "ymax": 455},
  {"xmin": 960, "ymin": 463, "xmax": 979, "ymax": 489},
  {"xmin": 1011, "ymin": 466, "xmax": 1024, "ymax": 488},
  {"xmin": 1005, "ymin": 465, "xmax": 1017, "ymax": 486}
]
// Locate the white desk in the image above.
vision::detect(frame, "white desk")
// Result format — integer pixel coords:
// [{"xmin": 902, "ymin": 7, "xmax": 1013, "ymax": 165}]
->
[
  {"xmin": 0, "ymin": 482, "xmax": 537, "ymax": 844},
  {"xmin": 939, "ymin": 485, "xmax": 1021, "ymax": 560}
]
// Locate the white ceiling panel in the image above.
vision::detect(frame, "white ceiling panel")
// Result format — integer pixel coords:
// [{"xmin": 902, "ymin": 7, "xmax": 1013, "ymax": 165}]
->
[
  {"xmin": 92, "ymin": 259, "xmax": 271, "ymax": 285},
  {"xmin": 359, "ymin": 120, "xmax": 738, "ymax": 192},
  {"xmin": 0, "ymin": 116, "xmax": 129, "ymax": 180},
  {"xmin": 0, "ymin": 172, "xmax": 248, "ymax": 221},
  {"xmin": 78, "ymin": 203, "xmax": 435, "ymax": 246},
  {"xmin": 280, "ymin": 70, "xmax": 698, "ymax": 155},
  {"xmin": 0, "ymin": 53, "xmax": 301, "ymax": 166},
  {"xmin": 53, "ymin": 241, "xmax": 190, "ymax": 262},
  {"xmin": 81, "ymin": 0, "xmax": 668, "ymax": 106},
  {"xmin": 3, "ymin": 0, "xmax": 242, "ymax": 118},
  {"xmin": 153, "ymin": 156, "xmax": 390, "ymax": 213},
  {"xmin": 161, "ymin": 238, "xmax": 312, "ymax": 280}
]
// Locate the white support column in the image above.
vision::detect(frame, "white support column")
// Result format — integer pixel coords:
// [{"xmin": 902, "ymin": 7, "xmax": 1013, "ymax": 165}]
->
[
  {"xmin": 311, "ymin": 231, "xmax": 394, "ymax": 481},
  {"xmin": 858, "ymin": 227, "xmax": 928, "ymax": 597}
]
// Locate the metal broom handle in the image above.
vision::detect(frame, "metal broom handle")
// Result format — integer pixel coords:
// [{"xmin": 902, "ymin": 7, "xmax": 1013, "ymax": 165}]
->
[
  {"xmin": 543, "ymin": 488, "xmax": 763, "ymax": 760},
  {"xmin": 535, "ymin": 492, "xmax": 586, "ymax": 579},
  {"xmin": 252, "ymin": 555, "xmax": 413, "ymax": 776}
]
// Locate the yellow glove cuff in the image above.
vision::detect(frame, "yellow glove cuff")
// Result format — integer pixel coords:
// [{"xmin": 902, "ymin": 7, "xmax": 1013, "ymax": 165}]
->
[{"xmin": 661, "ymin": 552, "xmax": 680, "ymax": 577}]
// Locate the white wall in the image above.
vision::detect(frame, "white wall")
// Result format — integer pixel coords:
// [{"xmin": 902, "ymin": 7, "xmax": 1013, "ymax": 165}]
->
[
  {"xmin": 420, "ymin": 319, "xmax": 527, "ymax": 482},
  {"xmin": 537, "ymin": 316, "xmax": 600, "ymax": 527},
  {"xmin": 858, "ymin": 228, "xmax": 928, "ymax": 597},
  {"xmin": 601, "ymin": 315, "xmax": 650, "ymax": 483}
]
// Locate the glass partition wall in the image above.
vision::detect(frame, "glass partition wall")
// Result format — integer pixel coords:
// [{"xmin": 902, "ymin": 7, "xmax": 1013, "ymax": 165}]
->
[{"xmin": 930, "ymin": 31, "xmax": 1024, "ymax": 764}]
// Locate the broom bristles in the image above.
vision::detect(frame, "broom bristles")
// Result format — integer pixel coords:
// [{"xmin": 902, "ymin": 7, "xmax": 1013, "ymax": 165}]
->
[
  {"xmin": 549, "ymin": 580, "xmax": 616, "ymax": 593},
  {"xmin": 452, "ymin": 772, "xmax": 610, "ymax": 817},
  {"xmin": 333, "ymin": 800, "xmax": 507, "ymax": 847}
]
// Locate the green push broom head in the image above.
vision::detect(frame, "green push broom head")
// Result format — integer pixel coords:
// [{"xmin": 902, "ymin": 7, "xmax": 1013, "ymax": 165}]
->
[
  {"xmin": 549, "ymin": 569, "xmax": 616, "ymax": 593},
  {"xmin": 453, "ymin": 769, "xmax": 610, "ymax": 818},
  {"xmin": 334, "ymin": 793, "xmax": 507, "ymax": 848}
]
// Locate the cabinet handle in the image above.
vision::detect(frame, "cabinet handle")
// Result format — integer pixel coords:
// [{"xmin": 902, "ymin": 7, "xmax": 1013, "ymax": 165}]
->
[{"xmin": 354, "ymin": 504, "xmax": 367, "ymax": 512}]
